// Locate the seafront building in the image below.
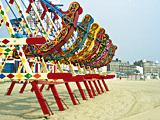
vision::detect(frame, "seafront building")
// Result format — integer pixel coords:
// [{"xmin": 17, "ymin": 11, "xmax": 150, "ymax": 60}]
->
[
  {"xmin": 136, "ymin": 58, "xmax": 159, "ymax": 75},
  {"xmin": 107, "ymin": 58, "xmax": 131, "ymax": 73},
  {"xmin": 107, "ymin": 58, "xmax": 159, "ymax": 77}
]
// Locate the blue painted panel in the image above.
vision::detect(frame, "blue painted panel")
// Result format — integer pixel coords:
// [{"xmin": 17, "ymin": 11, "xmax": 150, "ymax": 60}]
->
[{"xmin": 4, "ymin": 63, "xmax": 14, "ymax": 73}]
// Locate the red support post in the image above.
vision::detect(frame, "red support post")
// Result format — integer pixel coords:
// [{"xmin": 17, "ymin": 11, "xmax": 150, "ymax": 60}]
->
[
  {"xmin": 76, "ymin": 82, "xmax": 87, "ymax": 100},
  {"xmin": 88, "ymin": 81, "xmax": 97, "ymax": 96},
  {"xmin": 6, "ymin": 81, "xmax": 16, "ymax": 95},
  {"xmin": 40, "ymin": 84, "xmax": 45, "ymax": 92},
  {"xmin": 102, "ymin": 79, "xmax": 109, "ymax": 91},
  {"xmin": 47, "ymin": 85, "xmax": 50, "ymax": 91},
  {"xmin": 93, "ymin": 81, "xmax": 101, "ymax": 95},
  {"xmin": 97, "ymin": 80, "xmax": 104, "ymax": 93},
  {"xmin": 65, "ymin": 83, "xmax": 77, "ymax": 105},
  {"xmin": 19, "ymin": 81, "xmax": 28, "ymax": 93},
  {"xmin": 50, "ymin": 84, "xmax": 65, "ymax": 111},
  {"xmin": 54, "ymin": 65, "xmax": 56, "ymax": 73},
  {"xmin": 30, "ymin": 87, "xmax": 34, "ymax": 92},
  {"xmin": 36, "ymin": 63, "xmax": 39, "ymax": 73},
  {"xmin": 31, "ymin": 81, "xmax": 51, "ymax": 115},
  {"xmin": 83, "ymin": 81, "xmax": 93, "ymax": 98}
]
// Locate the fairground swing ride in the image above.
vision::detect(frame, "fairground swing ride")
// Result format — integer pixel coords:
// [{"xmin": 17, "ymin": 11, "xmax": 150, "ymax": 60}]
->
[{"xmin": 0, "ymin": 0, "xmax": 117, "ymax": 116}]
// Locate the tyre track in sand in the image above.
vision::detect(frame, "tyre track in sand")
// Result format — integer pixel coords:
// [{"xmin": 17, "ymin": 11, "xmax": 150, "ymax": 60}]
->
[{"xmin": 119, "ymin": 82, "xmax": 160, "ymax": 120}]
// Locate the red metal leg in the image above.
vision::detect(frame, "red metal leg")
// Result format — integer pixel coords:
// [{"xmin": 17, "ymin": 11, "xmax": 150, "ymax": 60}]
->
[
  {"xmin": 83, "ymin": 81, "xmax": 93, "ymax": 98},
  {"xmin": 93, "ymin": 81, "xmax": 101, "ymax": 95},
  {"xmin": 40, "ymin": 84, "xmax": 45, "ymax": 92},
  {"xmin": 36, "ymin": 63, "xmax": 39, "ymax": 73},
  {"xmin": 76, "ymin": 82, "xmax": 87, "ymax": 100},
  {"xmin": 65, "ymin": 83, "xmax": 77, "ymax": 105},
  {"xmin": 30, "ymin": 86, "xmax": 34, "ymax": 92},
  {"xmin": 31, "ymin": 81, "xmax": 51, "ymax": 115},
  {"xmin": 47, "ymin": 85, "xmax": 50, "ymax": 91},
  {"xmin": 88, "ymin": 81, "xmax": 96, "ymax": 96},
  {"xmin": 19, "ymin": 81, "xmax": 28, "ymax": 93},
  {"xmin": 50, "ymin": 84, "xmax": 65, "ymax": 111},
  {"xmin": 102, "ymin": 79, "xmax": 109, "ymax": 91},
  {"xmin": 97, "ymin": 80, "xmax": 104, "ymax": 93},
  {"xmin": 54, "ymin": 65, "xmax": 56, "ymax": 73},
  {"xmin": 6, "ymin": 81, "xmax": 16, "ymax": 96}
]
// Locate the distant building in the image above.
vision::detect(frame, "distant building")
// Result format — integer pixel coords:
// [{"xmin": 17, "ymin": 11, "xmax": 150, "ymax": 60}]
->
[
  {"xmin": 134, "ymin": 58, "xmax": 159, "ymax": 75},
  {"xmin": 107, "ymin": 58, "xmax": 131, "ymax": 73},
  {"xmin": 107, "ymin": 58, "xmax": 160, "ymax": 75}
]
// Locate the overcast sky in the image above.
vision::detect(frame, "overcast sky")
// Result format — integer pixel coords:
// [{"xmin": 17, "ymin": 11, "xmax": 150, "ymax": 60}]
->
[{"xmin": 0, "ymin": 0, "xmax": 160, "ymax": 64}]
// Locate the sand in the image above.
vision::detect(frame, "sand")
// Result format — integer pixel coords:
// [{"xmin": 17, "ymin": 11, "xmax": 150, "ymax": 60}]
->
[{"xmin": 0, "ymin": 78, "xmax": 160, "ymax": 120}]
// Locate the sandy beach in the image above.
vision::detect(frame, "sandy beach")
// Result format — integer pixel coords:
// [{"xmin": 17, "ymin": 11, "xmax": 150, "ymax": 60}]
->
[{"xmin": 0, "ymin": 78, "xmax": 160, "ymax": 120}]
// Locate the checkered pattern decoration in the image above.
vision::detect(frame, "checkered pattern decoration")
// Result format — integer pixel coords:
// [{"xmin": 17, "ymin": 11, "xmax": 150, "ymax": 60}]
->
[
  {"xmin": 0, "ymin": 0, "xmax": 14, "ymax": 31},
  {"xmin": 0, "ymin": 1, "xmax": 15, "ymax": 37},
  {"xmin": 0, "ymin": 47, "xmax": 15, "ymax": 59},
  {"xmin": 0, "ymin": 38, "xmax": 35, "ymax": 45},
  {"xmin": 0, "ymin": 73, "xmax": 50, "ymax": 81}
]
